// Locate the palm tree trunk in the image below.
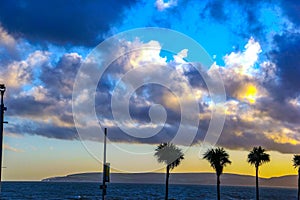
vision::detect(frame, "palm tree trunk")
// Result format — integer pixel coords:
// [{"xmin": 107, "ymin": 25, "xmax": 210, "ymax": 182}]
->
[
  {"xmin": 298, "ymin": 167, "xmax": 300, "ymax": 200},
  {"xmin": 256, "ymin": 166, "xmax": 259, "ymax": 200},
  {"xmin": 165, "ymin": 165, "xmax": 170, "ymax": 200},
  {"xmin": 217, "ymin": 174, "xmax": 220, "ymax": 200}
]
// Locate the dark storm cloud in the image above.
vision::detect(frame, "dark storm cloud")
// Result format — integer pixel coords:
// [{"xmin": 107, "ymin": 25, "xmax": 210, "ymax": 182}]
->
[
  {"xmin": 0, "ymin": 0, "xmax": 137, "ymax": 46},
  {"xmin": 33, "ymin": 124, "xmax": 77, "ymax": 140},
  {"xmin": 269, "ymin": 33, "xmax": 300, "ymax": 100},
  {"xmin": 103, "ymin": 125, "xmax": 178, "ymax": 144},
  {"xmin": 101, "ymin": 119, "xmax": 209, "ymax": 146},
  {"xmin": 8, "ymin": 121, "xmax": 78, "ymax": 140},
  {"xmin": 7, "ymin": 95, "xmax": 52, "ymax": 117},
  {"xmin": 217, "ymin": 116, "xmax": 300, "ymax": 154},
  {"xmin": 280, "ymin": 0, "xmax": 300, "ymax": 26},
  {"xmin": 40, "ymin": 53, "xmax": 82, "ymax": 99},
  {"xmin": 218, "ymin": 128, "xmax": 300, "ymax": 154},
  {"xmin": 256, "ymin": 97, "xmax": 300, "ymax": 124}
]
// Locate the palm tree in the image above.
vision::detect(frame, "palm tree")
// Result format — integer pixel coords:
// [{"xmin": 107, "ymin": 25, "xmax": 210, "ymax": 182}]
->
[
  {"xmin": 154, "ymin": 143, "xmax": 184, "ymax": 200},
  {"xmin": 247, "ymin": 146, "xmax": 270, "ymax": 200},
  {"xmin": 203, "ymin": 147, "xmax": 231, "ymax": 200},
  {"xmin": 293, "ymin": 155, "xmax": 300, "ymax": 200}
]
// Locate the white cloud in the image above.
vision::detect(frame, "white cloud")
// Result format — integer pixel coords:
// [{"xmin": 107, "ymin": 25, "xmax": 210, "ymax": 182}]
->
[
  {"xmin": 173, "ymin": 49, "xmax": 188, "ymax": 64},
  {"xmin": 0, "ymin": 50, "xmax": 50, "ymax": 88},
  {"xmin": 155, "ymin": 0, "xmax": 177, "ymax": 11},
  {"xmin": 224, "ymin": 37, "xmax": 262, "ymax": 76},
  {"xmin": 0, "ymin": 26, "xmax": 16, "ymax": 49},
  {"xmin": 122, "ymin": 39, "xmax": 167, "ymax": 70},
  {"xmin": 20, "ymin": 86, "xmax": 48, "ymax": 101}
]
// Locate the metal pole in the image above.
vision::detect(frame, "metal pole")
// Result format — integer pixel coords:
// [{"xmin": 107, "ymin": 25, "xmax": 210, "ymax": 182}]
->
[
  {"xmin": 0, "ymin": 92, "xmax": 2, "ymax": 193},
  {"xmin": 0, "ymin": 84, "xmax": 6, "ymax": 193},
  {"xmin": 102, "ymin": 128, "xmax": 107, "ymax": 200}
]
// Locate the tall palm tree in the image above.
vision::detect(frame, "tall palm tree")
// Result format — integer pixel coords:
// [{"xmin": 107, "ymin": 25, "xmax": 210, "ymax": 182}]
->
[
  {"xmin": 154, "ymin": 143, "xmax": 184, "ymax": 200},
  {"xmin": 203, "ymin": 147, "xmax": 231, "ymax": 200},
  {"xmin": 247, "ymin": 146, "xmax": 270, "ymax": 200},
  {"xmin": 293, "ymin": 155, "xmax": 300, "ymax": 200}
]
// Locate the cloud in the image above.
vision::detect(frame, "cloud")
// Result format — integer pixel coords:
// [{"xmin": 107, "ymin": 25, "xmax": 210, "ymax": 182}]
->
[
  {"xmin": 280, "ymin": 0, "xmax": 300, "ymax": 27},
  {"xmin": 3, "ymin": 35, "xmax": 300, "ymax": 154},
  {"xmin": 40, "ymin": 52, "xmax": 82, "ymax": 99},
  {"xmin": 0, "ymin": 0, "xmax": 138, "ymax": 46},
  {"xmin": 155, "ymin": 0, "xmax": 177, "ymax": 11},
  {"xmin": 0, "ymin": 25, "xmax": 16, "ymax": 50},
  {"xmin": 202, "ymin": 37, "xmax": 300, "ymax": 153},
  {"xmin": 1, "ymin": 0, "xmax": 300, "ymax": 155},
  {"xmin": 224, "ymin": 37, "xmax": 262, "ymax": 74},
  {"xmin": 269, "ymin": 32, "xmax": 300, "ymax": 100},
  {"xmin": 256, "ymin": 97, "xmax": 300, "ymax": 124},
  {"xmin": 0, "ymin": 50, "xmax": 50, "ymax": 88},
  {"xmin": 209, "ymin": 38, "xmax": 267, "ymax": 104},
  {"xmin": 4, "ymin": 144, "xmax": 24, "ymax": 153},
  {"xmin": 7, "ymin": 120, "xmax": 78, "ymax": 140},
  {"xmin": 5, "ymin": 52, "xmax": 81, "ymax": 140},
  {"xmin": 215, "ymin": 97, "xmax": 300, "ymax": 154}
]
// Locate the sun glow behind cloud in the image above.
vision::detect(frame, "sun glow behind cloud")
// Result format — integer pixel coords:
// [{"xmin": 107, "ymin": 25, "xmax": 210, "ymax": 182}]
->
[{"xmin": 235, "ymin": 83, "xmax": 258, "ymax": 104}]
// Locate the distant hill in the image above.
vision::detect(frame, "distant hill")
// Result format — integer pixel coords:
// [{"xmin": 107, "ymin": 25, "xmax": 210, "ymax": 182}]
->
[{"xmin": 42, "ymin": 173, "xmax": 297, "ymax": 188}]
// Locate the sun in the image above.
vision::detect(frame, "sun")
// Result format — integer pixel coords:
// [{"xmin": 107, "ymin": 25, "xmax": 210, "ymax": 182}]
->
[
  {"xmin": 234, "ymin": 83, "xmax": 258, "ymax": 104},
  {"xmin": 244, "ymin": 84, "xmax": 257, "ymax": 104}
]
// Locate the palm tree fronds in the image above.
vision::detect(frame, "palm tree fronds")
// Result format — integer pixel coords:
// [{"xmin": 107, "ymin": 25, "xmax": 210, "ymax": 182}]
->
[
  {"xmin": 247, "ymin": 146, "xmax": 270, "ymax": 167},
  {"xmin": 293, "ymin": 155, "xmax": 300, "ymax": 168},
  {"xmin": 154, "ymin": 142, "xmax": 184, "ymax": 170},
  {"xmin": 203, "ymin": 147, "xmax": 231, "ymax": 176}
]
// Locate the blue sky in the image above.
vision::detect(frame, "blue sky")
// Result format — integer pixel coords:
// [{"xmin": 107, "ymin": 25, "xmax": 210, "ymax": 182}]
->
[{"xmin": 0, "ymin": 0, "xmax": 300, "ymax": 180}]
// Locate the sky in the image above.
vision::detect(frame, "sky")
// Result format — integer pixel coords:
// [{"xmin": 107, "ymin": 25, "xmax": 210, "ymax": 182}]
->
[{"xmin": 0, "ymin": 0, "xmax": 300, "ymax": 181}]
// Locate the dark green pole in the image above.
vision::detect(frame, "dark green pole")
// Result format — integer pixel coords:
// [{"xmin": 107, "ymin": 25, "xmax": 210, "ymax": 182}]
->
[
  {"xmin": 0, "ymin": 84, "xmax": 6, "ymax": 193},
  {"xmin": 256, "ymin": 166, "xmax": 259, "ymax": 200},
  {"xmin": 102, "ymin": 128, "xmax": 107, "ymax": 200}
]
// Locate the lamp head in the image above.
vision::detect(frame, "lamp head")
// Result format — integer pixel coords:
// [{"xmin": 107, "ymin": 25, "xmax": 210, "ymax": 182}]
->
[{"xmin": 0, "ymin": 84, "xmax": 6, "ymax": 93}]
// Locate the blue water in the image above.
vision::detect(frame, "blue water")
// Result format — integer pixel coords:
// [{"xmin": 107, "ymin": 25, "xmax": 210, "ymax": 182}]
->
[{"xmin": 0, "ymin": 182, "xmax": 297, "ymax": 199}]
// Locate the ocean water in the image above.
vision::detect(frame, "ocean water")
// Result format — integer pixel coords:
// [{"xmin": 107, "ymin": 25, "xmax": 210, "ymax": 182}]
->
[{"xmin": 0, "ymin": 182, "xmax": 297, "ymax": 200}]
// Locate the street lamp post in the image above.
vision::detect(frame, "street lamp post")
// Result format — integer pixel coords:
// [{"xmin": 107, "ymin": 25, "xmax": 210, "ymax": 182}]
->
[
  {"xmin": 101, "ymin": 128, "xmax": 107, "ymax": 200},
  {"xmin": 100, "ymin": 128, "xmax": 110, "ymax": 200},
  {"xmin": 0, "ymin": 84, "xmax": 6, "ymax": 192}
]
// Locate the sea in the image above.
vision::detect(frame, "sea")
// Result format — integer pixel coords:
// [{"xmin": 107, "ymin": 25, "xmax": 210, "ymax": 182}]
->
[{"xmin": 0, "ymin": 182, "xmax": 297, "ymax": 200}]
